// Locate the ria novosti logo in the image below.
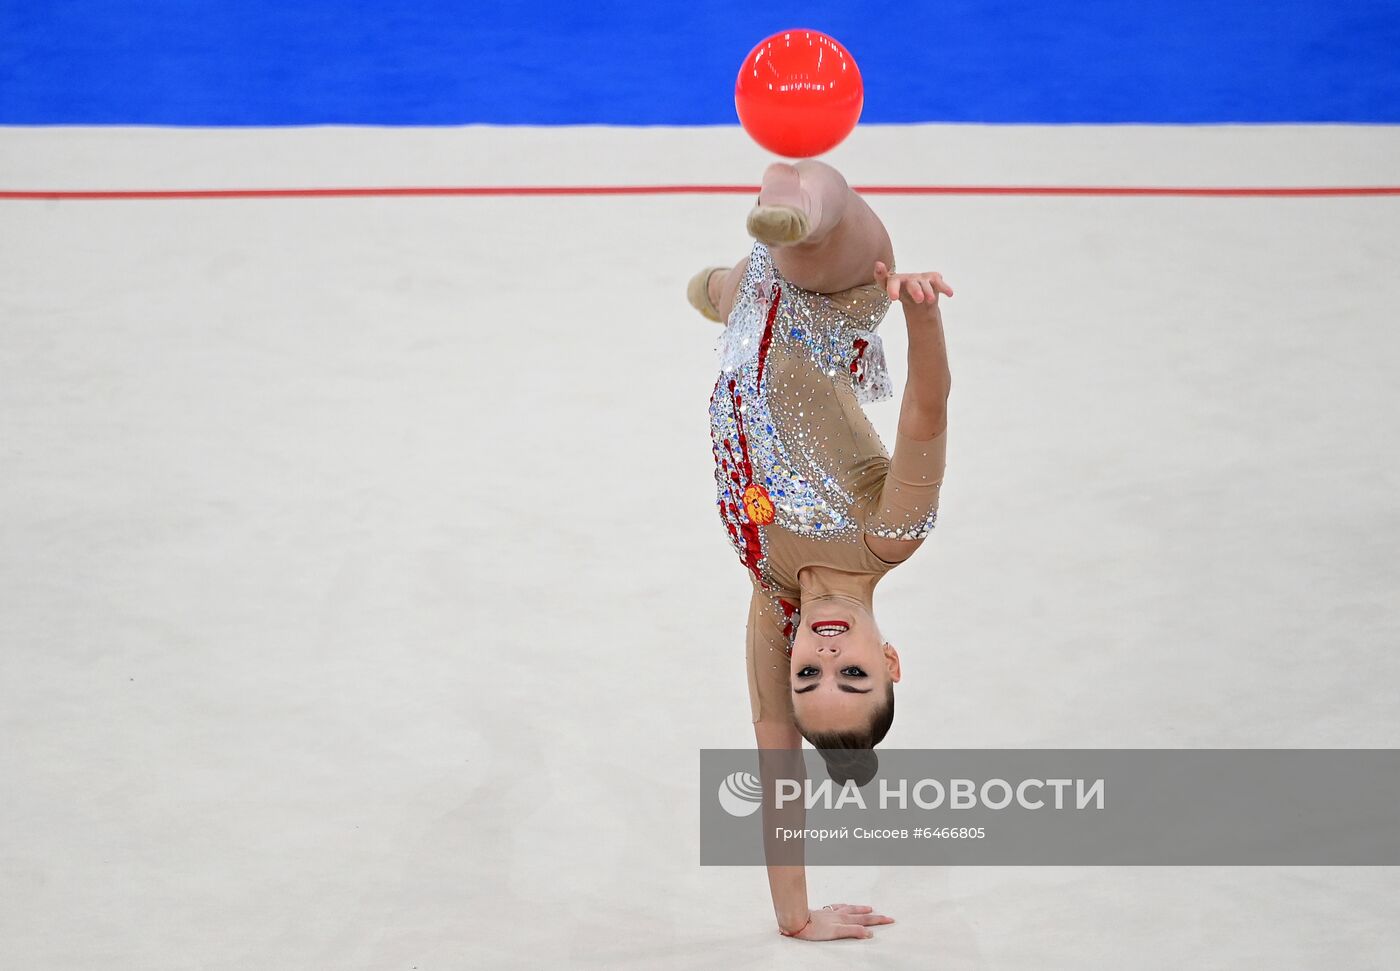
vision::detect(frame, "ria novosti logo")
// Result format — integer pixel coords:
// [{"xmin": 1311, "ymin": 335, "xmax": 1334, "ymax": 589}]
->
[
  {"xmin": 717, "ymin": 769, "xmax": 1109, "ymax": 817},
  {"xmin": 717, "ymin": 770, "xmax": 763, "ymax": 817}
]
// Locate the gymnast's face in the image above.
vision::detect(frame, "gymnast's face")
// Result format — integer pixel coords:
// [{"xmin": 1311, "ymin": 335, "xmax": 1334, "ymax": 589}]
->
[{"xmin": 789, "ymin": 598, "xmax": 901, "ymax": 733}]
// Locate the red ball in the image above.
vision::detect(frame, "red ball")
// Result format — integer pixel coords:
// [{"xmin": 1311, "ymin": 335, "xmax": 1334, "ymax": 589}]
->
[{"xmin": 734, "ymin": 30, "xmax": 864, "ymax": 158}]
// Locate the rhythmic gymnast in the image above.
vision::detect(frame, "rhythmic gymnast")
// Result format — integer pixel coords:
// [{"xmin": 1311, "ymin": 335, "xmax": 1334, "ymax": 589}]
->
[{"xmin": 688, "ymin": 159, "xmax": 953, "ymax": 941}]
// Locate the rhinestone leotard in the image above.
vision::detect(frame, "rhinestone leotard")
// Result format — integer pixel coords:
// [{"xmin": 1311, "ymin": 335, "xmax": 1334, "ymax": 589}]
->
[{"xmin": 707, "ymin": 242, "xmax": 948, "ymax": 723}]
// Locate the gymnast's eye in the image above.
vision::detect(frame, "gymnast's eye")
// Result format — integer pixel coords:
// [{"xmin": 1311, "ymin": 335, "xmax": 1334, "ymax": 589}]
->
[
  {"xmin": 840, "ymin": 666, "xmax": 867, "ymax": 678},
  {"xmin": 797, "ymin": 666, "xmax": 820, "ymax": 678}
]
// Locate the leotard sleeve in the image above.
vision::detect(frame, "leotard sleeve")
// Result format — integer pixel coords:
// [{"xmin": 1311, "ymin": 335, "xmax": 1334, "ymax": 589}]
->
[
  {"xmin": 863, "ymin": 427, "xmax": 947, "ymax": 542},
  {"xmin": 746, "ymin": 587, "xmax": 798, "ymax": 725}
]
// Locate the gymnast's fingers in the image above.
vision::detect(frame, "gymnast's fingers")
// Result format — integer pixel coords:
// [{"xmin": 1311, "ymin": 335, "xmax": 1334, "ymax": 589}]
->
[
  {"xmin": 833, "ymin": 923, "xmax": 873, "ymax": 940},
  {"xmin": 884, "ymin": 272, "xmax": 901, "ymax": 302},
  {"xmin": 846, "ymin": 912, "xmax": 895, "ymax": 926}
]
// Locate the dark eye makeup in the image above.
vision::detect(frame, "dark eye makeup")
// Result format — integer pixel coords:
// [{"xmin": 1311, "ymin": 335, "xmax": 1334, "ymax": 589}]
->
[{"xmin": 796, "ymin": 665, "xmax": 867, "ymax": 678}]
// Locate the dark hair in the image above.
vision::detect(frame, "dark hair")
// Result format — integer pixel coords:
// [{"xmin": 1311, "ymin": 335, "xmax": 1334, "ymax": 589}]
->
[{"xmin": 796, "ymin": 682, "xmax": 894, "ymax": 788}]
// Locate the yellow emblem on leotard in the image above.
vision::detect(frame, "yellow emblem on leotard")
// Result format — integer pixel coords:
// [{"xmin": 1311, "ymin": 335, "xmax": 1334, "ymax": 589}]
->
[{"xmin": 742, "ymin": 484, "xmax": 776, "ymax": 525}]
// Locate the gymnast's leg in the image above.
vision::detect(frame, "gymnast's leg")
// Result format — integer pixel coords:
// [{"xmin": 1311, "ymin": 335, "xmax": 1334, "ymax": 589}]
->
[
  {"xmin": 686, "ymin": 160, "xmax": 893, "ymax": 322},
  {"xmin": 749, "ymin": 159, "xmax": 895, "ymax": 294}
]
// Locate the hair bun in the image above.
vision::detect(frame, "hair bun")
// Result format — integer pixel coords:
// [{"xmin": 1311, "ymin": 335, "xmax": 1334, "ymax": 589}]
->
[{"xmin": 817, "ymin": 748, "xmax": 879, "ymax": 788}]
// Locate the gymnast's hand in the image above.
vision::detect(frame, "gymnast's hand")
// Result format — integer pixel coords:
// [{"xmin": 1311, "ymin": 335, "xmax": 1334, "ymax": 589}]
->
[
  {"xmin": 874, "ymin": 261, "xmax": 954, "ymax": 307},
  {"xmin": 789, "ymin": 903, "xmax": 895, "ymax": 941}
]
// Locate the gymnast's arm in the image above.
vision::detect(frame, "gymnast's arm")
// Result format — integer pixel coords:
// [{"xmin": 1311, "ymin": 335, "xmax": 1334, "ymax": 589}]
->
[
  {"xmin": 879, "ymin": 260, "xmax": 953, "ymax": 441},
  {"xmin": 753, "ymin": 718, "xmax": 813, "ymax": 937},
  {"xmin": 865, "ymin": 262, "xmax": 953, "ymax": 563},
  {"xmin": 749, "ymin": 593, "xmax": 886, "ymax": 940},
  {"xmin": 744, "ymin": 591, "xmax": 810, "ymax": 935}
]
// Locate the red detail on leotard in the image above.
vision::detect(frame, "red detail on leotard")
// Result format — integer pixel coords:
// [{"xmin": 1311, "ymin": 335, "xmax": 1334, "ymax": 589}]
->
[
  {"xmin": 778, "ymin": 598, "xmax": 797, "ymax": 654},
  {"xmin": 850, "ymin": 337, "xmax": 869, "ymax": 385},
  {"xmin": 719, "ymin": 285, "xmax": 784, "ymax": 589},
  {"xmin": 754, "ymin": 284, "xmax": 782, "ymax": 390}
]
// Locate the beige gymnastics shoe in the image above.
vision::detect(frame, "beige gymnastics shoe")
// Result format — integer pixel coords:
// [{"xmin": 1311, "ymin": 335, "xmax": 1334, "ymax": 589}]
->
[
  {"xmin": 686, "ymin": 266, "xmax": 728, "ymax": 323},
  {"xmin": 746, "ymin": 204, "xmax": 812, "ymax": 246}
]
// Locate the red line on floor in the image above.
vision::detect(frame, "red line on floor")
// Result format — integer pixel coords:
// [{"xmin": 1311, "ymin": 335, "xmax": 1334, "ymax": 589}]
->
[{"xmin": 2, "ymin": 184, "xmax": 1399, "ymax": 200}]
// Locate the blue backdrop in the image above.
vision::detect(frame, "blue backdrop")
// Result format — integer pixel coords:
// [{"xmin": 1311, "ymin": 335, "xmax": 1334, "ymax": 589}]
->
[{"xmin": 2, "ymin": 0, "xmax": 1398, "ymax": 124}]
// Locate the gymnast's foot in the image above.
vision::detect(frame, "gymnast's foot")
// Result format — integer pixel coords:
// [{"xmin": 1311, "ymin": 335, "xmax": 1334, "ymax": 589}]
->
[
  {"xmin": 686, "ymin": 265, "xmax": 729, "ymax": 322},
  {"xmin": 747, "ymin": 162, "xmax": 816, "ymax": 246}
]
